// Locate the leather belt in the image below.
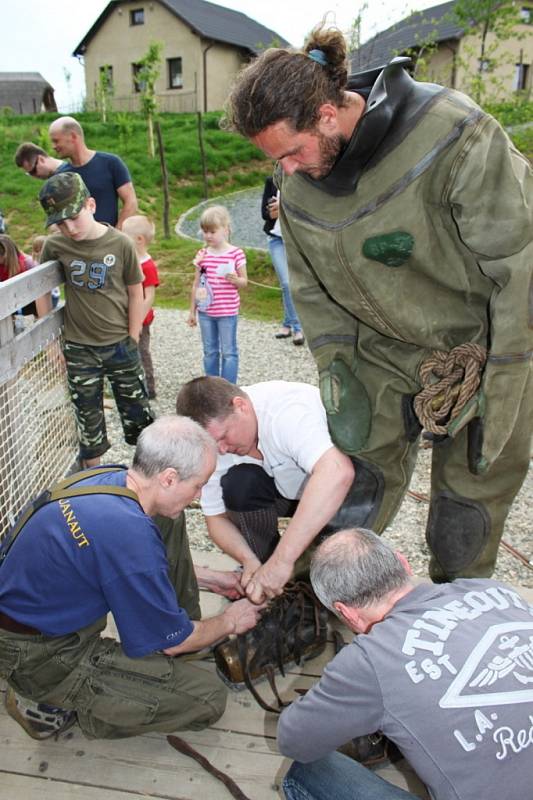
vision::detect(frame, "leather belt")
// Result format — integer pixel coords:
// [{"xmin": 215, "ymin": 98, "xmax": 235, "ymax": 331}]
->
[{"xmin": 0, "ymin": 611, "xmax": 40, "ymax": 635}]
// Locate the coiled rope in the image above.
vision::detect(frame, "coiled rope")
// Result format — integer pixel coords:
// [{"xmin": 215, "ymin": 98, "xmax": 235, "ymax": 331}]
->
[{"xmin": 414, "ymin": 343, "xmax": 487, "ymax": 434}]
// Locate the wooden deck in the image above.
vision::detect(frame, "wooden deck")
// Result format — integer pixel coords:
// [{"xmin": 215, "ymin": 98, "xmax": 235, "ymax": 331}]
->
[{"xmin": 2, "ymin": 551, "xmax": 532, "ymax": 800}]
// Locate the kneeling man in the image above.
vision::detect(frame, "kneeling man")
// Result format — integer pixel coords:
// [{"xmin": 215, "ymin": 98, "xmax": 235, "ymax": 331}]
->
[
  {"xmin": 0, "ymin": 415, "xmax": 262, "ymax": 740},
  {"xmin": 278, "ymin": 528, "xmax": 533, "ymax": 800},
  {"xmin": 176, "ymin": 377, "xmax": 357, "ymax": 604}
]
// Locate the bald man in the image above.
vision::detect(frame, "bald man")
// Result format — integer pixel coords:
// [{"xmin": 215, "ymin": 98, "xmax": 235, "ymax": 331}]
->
[{"xmin": 49, "ymin": 116, "xmax": 138, "ymax": 228}]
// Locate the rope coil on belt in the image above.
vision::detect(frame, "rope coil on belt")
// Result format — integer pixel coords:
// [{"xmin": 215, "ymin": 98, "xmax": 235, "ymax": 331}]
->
[{"xmin": 414, "ymin": 343, "xmax": 487, "ymax": 434}]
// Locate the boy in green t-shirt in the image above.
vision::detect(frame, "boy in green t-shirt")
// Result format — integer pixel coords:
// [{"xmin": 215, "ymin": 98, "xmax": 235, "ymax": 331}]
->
[{"xmin": 39, "ymin": 172, "xmax": 154, "ymax": 467}]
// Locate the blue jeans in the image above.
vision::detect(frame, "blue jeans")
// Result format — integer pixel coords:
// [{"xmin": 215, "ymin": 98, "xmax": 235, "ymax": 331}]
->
[
  {"xmin": 198, "ymin": 312, "xmax": 239, "ymax": 384},
  {"xmin": 268, "ymin": 235, "xmax": 302, "ymax": 333},
  {"xmin": 283, "ymin": 753, "xmax": 420, "ymax": 800}
]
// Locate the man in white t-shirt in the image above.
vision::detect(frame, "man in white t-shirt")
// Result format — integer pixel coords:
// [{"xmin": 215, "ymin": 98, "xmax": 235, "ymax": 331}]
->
[{"xmin": 176, "ymin": 377, "xmax": 357, "ymax": 604}]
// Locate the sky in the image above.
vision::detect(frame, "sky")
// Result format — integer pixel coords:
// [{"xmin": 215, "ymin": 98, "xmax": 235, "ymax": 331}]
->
[{"xmin": 2, "ymin": 0, "xmax": 438, "ymax": 111}]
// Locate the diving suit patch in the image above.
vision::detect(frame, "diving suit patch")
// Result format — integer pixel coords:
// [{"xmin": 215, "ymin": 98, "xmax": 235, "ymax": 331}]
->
[{"xmin": 362, "ymin": 231, "xmax": 414, "ymax": 267}]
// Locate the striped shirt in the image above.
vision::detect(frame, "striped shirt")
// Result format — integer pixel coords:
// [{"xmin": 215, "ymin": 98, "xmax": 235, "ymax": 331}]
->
[{"xmin": 194, "ymin": 246, "xmax": 246, "ymax": 317}]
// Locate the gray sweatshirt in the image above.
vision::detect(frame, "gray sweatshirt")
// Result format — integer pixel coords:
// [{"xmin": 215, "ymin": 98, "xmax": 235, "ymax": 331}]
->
[{"xmin": 277, "ymin": 580, "xmax": 533, "ymax": 800}]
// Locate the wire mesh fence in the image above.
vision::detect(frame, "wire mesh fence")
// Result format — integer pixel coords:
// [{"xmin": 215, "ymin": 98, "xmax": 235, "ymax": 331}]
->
[{"xmin": 0, "ymin": 329, "xmax": 78, "ymax": 540}]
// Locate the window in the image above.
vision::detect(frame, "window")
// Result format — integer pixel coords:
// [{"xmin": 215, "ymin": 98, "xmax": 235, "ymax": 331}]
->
[
  {"xmin": 130, "ymin": 8, "xmax": 144, "ymax": 25},
  {"xmin": 132, "ymin": 63, "xmax": 145, "ymax": 93},
  {"xmin": 168, "ymin": 57, "xmax": 183, "ymax": 89},
  {"xmin": 513, "ymin": 62, "xmax": 530, "ymax": 90},
  {"xmin": 519, "ymin": 6, "xmax": 532, "ymax": 23},
  {"xmin": 99, "ymin": 65, "xmax": 113, "ymax": 89}
]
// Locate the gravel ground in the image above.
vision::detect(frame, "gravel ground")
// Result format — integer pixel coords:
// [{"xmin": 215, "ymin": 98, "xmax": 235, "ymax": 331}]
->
[
  {"xmin": 177, "ymin": 187, "xmax": 267, "ymax": 249},
  {"xmin": 104, "ymin": 308, "xmax": 532, "ymax": 589}
]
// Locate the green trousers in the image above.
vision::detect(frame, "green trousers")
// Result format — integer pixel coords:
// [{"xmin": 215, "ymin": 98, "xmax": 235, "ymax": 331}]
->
[{"xmin": 0, "ymin": 513, "xmax": 227, "ymax": 739}]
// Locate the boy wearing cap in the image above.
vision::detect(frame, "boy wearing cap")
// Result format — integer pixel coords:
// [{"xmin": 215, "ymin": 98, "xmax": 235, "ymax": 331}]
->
[{"xmin": 39, "ymin": 172, "xmax": 154, "ymax": 467}]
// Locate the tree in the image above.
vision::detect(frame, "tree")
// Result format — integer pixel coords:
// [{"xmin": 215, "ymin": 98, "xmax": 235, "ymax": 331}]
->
[
  {"xmin": 451, "ymin": 0, "xmax": 526, "ymax": 102},
  {"xmin": 347, "ymin": 2, "xmax": 368, "ymax": 55},
  {"xmin": 96, "ymin": 65, "xmax": 113, "ymax": 123},
  {"xmin": 136, "ymin": 42, "xmax": 163, "ymax": 158}
]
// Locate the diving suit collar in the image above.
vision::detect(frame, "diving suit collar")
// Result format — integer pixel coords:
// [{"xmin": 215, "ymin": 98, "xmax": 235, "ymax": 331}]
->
[{"xmin": 302, "ymin": 57, "xmax": 442, "ymax": 196}]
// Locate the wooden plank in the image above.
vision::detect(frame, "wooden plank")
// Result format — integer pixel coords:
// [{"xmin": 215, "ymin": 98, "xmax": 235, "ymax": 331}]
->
[
  {"xmin": 0, "ymin": 711, "xmax": 287, "ymax": 800},
  {"xmin": 0, "ymin": 773, "xmax": 153, "ymax": 800},
  {"xmin": 0, "ymin": 316, "xmax": 13, "ymax": 348},
  {"xmin": 210, "ymin": 667, "xmax": 319, "ymax": 738},
  {"xmin": 0, "ymin": 308, "xmax": 64, "ymax": 384},
  {"xmin": 0, "ymin": 261, "xmax": 63, "ymax": 318}
]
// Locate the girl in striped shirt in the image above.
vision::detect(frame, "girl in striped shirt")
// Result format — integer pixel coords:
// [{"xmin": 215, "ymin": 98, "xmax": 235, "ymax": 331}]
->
[{"xmin": 188, "ymin": 206, "xmax": 247, "ymax": 383}]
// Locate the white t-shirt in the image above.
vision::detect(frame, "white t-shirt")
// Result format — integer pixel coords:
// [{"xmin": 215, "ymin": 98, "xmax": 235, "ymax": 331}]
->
[{"xmin": 200, "ymin": 381, "xmax": 334, "ymax": 516}]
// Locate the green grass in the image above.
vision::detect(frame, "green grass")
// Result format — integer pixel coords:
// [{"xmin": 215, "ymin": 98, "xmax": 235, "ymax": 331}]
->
[
  {"xmin": 0, "ymin": 110, "xmax": 279, "ymax": 319},
  {"xmin": 1, "ymin": 101, "xmax": 530, "ymax": 322},
  {"xmin": 485, "ymin": 99, "xmax": 533, "ymax": 129}
]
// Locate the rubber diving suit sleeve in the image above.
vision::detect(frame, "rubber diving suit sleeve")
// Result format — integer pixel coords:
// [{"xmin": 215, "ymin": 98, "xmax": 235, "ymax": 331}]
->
[
  {"xmin": 446, "ymin": 115, "xmax": 533, "ymax": 473},
  {"xmin": 282, "ymin": 226, "xmax": 372, "ymax": 455}
]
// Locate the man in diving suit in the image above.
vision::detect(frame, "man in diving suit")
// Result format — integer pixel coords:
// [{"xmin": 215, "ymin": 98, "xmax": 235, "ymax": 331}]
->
[{"xmin": 223, "ymin": 25, "xmax": 532, "ymax": 581}]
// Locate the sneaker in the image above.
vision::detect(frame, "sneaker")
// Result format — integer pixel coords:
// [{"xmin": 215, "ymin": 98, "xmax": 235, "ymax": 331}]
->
[
  {"xmin": 5, "ymin": 687, "xmax": 77, "ymax": 740},
  {"xmin": 293, "ymin": 332, "xmax": 305, "ymax": 346}
]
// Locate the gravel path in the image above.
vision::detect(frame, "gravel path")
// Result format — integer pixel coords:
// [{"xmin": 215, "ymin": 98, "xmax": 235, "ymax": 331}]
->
[
  {"xmin": 104, "ymin": 308, "xmax": 532, "ymax": 589},
  {"xmin": 177, "ymin": 187, "xmax": 268, "ymax": 250}
]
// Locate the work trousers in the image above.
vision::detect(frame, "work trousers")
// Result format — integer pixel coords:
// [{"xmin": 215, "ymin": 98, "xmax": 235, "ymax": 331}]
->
[{"xmin": 0, "ymin": 514, "xmax": 226, "ymax": 739}]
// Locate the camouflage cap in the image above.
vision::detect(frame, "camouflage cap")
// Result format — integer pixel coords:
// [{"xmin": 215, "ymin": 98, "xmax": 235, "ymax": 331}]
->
[{"xmin": 39, "ymin": 172, "xmax": 90, "ymax": 228}]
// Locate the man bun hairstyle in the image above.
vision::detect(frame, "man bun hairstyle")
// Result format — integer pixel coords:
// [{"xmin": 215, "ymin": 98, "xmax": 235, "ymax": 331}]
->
[{"xmin": 223, "ymin": 23, "xmax": 348, "ymax": 137}]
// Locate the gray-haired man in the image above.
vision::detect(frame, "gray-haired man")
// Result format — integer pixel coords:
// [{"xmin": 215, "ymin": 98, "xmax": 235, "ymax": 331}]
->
[
  {"xmin": 278, "ymin": 528, "xmax": 533, "ymax": 800},
  {"xmin": 0, "ymin": 416, "xmax": 263, "ymax": 741}
]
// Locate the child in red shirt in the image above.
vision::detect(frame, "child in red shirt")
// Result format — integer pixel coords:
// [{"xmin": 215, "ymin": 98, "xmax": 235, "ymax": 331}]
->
[{"xmin": 122, "ymin": 216, "xmax": 159, "ymax": 399}]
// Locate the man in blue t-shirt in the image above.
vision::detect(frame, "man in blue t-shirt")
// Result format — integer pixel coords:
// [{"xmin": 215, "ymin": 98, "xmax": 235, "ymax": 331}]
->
[
  {"xmin": 49, "ymin": 116, "xmax": 138, "ymax": 228},
  {"xmin": 0, "ymin": 416, "xmax": 263, "ymax": 741}
]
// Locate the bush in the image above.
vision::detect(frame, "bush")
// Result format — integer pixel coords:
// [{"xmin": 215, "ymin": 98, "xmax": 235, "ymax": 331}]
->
[{"xmin": 485, "ymin": 100, "xmax": 533, "ymax": 128}]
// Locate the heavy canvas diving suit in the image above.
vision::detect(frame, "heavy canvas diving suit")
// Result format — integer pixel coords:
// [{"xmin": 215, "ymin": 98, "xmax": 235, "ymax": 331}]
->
[{"xmin": 278, "ymin": 59, "xmax": 532, "ymax": 581}]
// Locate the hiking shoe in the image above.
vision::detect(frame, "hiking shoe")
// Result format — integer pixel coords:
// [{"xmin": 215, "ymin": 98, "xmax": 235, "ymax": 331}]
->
[{"xmin": 5, "ymin": 687, "xmax": 77, "ymax": 740}]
